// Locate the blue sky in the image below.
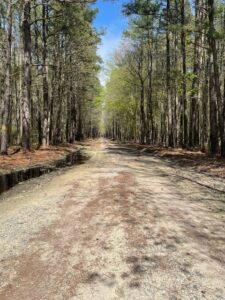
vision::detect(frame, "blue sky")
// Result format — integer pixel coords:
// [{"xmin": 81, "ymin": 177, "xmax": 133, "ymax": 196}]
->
[{"xmin": 92, "ymin": 0, "xmax": 128, "ymax": 84}]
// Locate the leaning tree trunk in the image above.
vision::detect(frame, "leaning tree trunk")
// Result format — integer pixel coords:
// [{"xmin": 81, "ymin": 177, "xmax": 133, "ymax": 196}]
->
[
  {"xmin": 1, "ymin": 0, "xmax": 12, "ymax": 154},
  {"xmin": 21, "ymin": 0, "xmax": 31, "ymax": 151}
]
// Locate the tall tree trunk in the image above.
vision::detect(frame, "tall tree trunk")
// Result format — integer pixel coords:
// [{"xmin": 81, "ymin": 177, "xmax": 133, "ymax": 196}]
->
[
  {"xmin": 76, "ymin": 98, "xmax": 83, "ymax": 141},
  {"xmin": 180, "ymin": 0, "xmax": 188, "ymax": 147},
  {"xmin": 209, "ymin": 54, "xmax": 218, "ymax": 155},
  {"xmin": 54, "ymin": 71, "xmax": 63, "ymax": 144},
  {"xmin": 166, "ymin": 0, "xmax": 173, "ymax": 146},
  {"xmin": 1, "ymin": 0, "xmax": 12, "ymax": 154},
  {"xmin": 140, "ymin": 80, "xmax": 145, "ymax": 144},
  {"xmin": 21, "ymin": 0, "xmax": 31, "ymax": 151},
  {"xmin": 42, "ymin": 0, "xmax": 49, "ymax": 147},
  {"xmin": 189, "ymin": 0, "xmax": 204, "ymax": 148},
  {"xmin": 208, "ymin": 0, "xmax": 225, "ymax": 156},
  {"xmin": 146, "ymin": 47, "xmax": 153, "ymax": 144},
  {"xmin": 70, "ymin": 91, "xmax": 77, "ymax": 143},
  {"xmin": 201, "ymin": 57, "xmax": 209, "ymax": 152}
]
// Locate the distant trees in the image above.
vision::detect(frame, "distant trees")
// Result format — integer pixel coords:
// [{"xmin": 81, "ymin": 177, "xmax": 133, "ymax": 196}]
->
[
  {"xmin": 0, "ymin": 0, "xmax": 101, "ymax": 154},
  {"xmin": 104, "ymin": 0, "xmax": 225, "ymax": 157}
]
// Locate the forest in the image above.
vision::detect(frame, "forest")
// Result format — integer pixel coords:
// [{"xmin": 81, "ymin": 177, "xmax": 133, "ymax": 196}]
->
[
  {"xmin": 0, "ymin": 0, "xmax": 101, "ymax": 154},
  {"xmin": 0, "ymin": 0, "xmax": 225, "ymax": 157},
  {"xmin": 1, "ymin": 1, "xmax": 225, "ymax": 298},
  {"xmin": 104, "ymin": 0, "xmax": 225, "ymax": 158}
]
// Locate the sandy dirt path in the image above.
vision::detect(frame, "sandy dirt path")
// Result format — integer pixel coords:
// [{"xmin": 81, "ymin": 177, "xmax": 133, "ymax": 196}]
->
[{"xmin": 0, "ymin": 139, "xmax": 225, "ymax": 300}]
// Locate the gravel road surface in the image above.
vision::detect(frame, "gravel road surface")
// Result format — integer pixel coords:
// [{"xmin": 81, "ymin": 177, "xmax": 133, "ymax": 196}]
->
[{"xmin": 0, "ymin": 140, "xmax": 225, "ymax": 300}]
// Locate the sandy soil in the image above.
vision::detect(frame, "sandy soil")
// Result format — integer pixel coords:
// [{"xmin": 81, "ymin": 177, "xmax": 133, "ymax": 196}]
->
[{"xmin": 0, "ymin": 139, "xmax": 225, "ymax": 300}]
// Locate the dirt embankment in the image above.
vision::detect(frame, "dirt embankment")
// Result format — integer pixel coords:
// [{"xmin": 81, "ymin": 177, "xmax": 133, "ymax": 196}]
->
[
  {"xmin": 0, "ymin": 144, "xmax": 79, "ymax": 172},
  {"xmin": 0, "ymin": 143, "xmax": 87, "ymax": 193}
]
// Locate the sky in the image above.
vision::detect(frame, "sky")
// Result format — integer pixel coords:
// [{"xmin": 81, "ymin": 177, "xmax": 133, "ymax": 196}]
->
[{"xmin": 92, "ymin": 0, "xmax": 128, "ymax": 85}]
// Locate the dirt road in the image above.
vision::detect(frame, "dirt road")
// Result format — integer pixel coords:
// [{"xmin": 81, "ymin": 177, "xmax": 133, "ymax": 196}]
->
[{"xmin": 0, "ymin": 140, "xmax": 225, "ymax": 300}]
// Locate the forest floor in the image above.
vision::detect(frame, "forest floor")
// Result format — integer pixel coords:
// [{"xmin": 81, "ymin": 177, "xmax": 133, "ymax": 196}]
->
[
  {"xmin": 0, "ymin": 144, "xmax": 79, "ymax": 173},
  {"xmin": 124, "ymin": 143, "xmax": 225, "ymax": 179},
  {"xmin": 0, "ymin": 139, "xmax": 225, "ymax": 300},
  {"xmin": 1, "ymin": 141, "xmax": 225, "ymax": 180}
]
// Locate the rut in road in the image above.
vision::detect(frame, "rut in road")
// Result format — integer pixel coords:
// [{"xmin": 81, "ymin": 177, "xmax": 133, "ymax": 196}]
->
[{"xmin": 0, "ymin": 140, "xmax": 225, "ymax": 300}]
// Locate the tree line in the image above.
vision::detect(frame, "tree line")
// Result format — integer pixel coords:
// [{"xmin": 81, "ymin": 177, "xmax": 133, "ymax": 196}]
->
[
  {"xmin": 104, "ymin": 0, "xmax": 225, "ymax": 157},
  {"xmin": 0, "ymin": 0, "xmax": 101, "ymax": 154}
]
